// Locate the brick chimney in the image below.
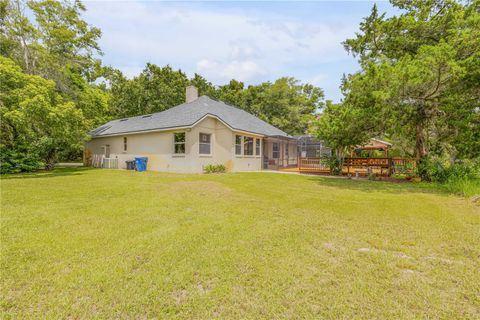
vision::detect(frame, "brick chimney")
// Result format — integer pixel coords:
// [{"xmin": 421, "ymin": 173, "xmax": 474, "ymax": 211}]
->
[{"xmin": 186, "ymin": 85, "xmax": 198, "ymax": 103}]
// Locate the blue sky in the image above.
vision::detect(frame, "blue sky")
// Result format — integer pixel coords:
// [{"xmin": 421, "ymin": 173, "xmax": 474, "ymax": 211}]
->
[{"xmin": 83, "ymin": 1, "xmax": 396, "ymax": 102}]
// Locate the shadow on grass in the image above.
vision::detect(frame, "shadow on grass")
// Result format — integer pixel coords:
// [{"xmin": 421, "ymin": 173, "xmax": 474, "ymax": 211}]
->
[
  {"xmin": 306, "ymin": 176, "xmax": 450, "ymax": 196},
  {"xmin": 1, "ymin": 167, "xmax": 91, "ymax": 180}
]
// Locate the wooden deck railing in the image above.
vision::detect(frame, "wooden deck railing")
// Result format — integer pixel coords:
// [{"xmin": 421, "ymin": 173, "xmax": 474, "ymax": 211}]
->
[
  {"xmin": 297, "ymin": 157, "xmax": 416, "ymax": 176},
  {"xmin": 344, "ymin": 157, "xmax": 390, "ymax": 167},
  {"xmin": 391, "ymin": 157, "xmax": 416, "ymax": 174},
  {"xmin": 298, "ymin": 157, "xmax": 330, "ymax": 172},
  {"xmin": 391, "ymin": 157, "xmax": 416, "ymax": 168},
  {"xmin": 344, "ymin": 157, "xmax": 391, "ymax": 176}
]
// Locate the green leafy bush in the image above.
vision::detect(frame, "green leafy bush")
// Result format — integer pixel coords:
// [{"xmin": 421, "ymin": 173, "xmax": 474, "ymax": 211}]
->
[
  {"xmin": 0, "ymin": 144, "xmax": 44, "ymax": 174},
  {"xmin": 419, "ymin": 159, "xmax": 479, "ymax": 183},
  {"xmin": 0, "ymin": 57, "xmax": 88, "ymax": 173},
  {"xmin": 367, "ymin": 173, "xmax": 377, "ymax": 181},
  {"xmin": 417, "ymin": 159, "xmax": 480, "ymax": 196},
  {"xmin": 321, "ymin": 156, "xmax": 341, "ymax": 175},
  {"xmin": 393, "ymin": 161, "xmax": 416, "ymax": 176},
  {"xmin": 203, "ymin": 164, "xmax": 226, "ymax": 174}
]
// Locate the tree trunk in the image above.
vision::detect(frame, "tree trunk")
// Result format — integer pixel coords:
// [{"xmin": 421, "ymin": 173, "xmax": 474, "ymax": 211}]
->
[
  {"xmin": 334, "ymin": 147, "xmax": 345, "ymax": 176},
  {"xmin": 415, "ymin": 100, "xmax": 429, "ymax": 164},
  {"xmin": 44, "ymin": 151, "xmax": 57, "ymax": 171},
  {"xmin": 415, "ymin": 122, "xmax": 430, "ymax": 180},
  {"xmin": 415, "ymin": 123, "xmax": 428, "ymax": 162},
  {"xmin": 14, "ymin": 0, "xmax": 32, "ymax": 74}
]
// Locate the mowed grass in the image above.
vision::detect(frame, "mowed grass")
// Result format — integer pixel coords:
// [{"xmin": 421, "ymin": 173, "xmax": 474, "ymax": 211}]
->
[{"xmin": 1, "ymin": 168, "xmax": 479, "ymax": 319}]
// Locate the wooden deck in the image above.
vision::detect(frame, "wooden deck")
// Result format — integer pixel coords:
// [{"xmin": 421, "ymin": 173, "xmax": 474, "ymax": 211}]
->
[
  {"xmin": 291, "ymin": 157, "xmax": 416, "ymax": 176},
  {"xmin": 298, "ymin": 157, "xmax": 330, "ymax": 173},
  {"xmin": 279, "ymin": 167, "xmax": 301, "ymax": 173},
  {"xmin": 344, "ymin": 157, "xmax": 391, "ymax": 176}
]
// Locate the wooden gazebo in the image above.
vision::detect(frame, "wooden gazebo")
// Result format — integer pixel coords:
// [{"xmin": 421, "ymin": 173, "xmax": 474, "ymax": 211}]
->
[
  {"xmin": 352, "ymin": 138, "xmax": 392, "ymax": 157},
  {"xmin": 296, "ymin": 136, "xmax": 415, "ymax": 177}
]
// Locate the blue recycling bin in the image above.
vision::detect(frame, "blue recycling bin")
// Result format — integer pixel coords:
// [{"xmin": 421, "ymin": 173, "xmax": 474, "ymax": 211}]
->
[{"xmin": 134, "ymin": 157, "xmax": 148, "ymax": 172}]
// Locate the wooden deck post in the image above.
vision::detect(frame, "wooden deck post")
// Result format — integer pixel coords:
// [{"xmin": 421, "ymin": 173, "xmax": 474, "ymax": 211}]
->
[{"xmin": 387, "ymin": 158, "xmax": 391, "ymax": 177}]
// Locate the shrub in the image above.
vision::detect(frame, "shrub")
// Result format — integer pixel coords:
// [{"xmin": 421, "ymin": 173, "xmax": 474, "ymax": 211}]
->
[
  {"xmin": 321, "ymin": 156, "xmax": 341, "ymax": 175},
  {"xmin": 203, "ymin": 164, "xmax": 226, "ymax": 174},
  {"xmin": 393, "ymin": 161, "xmax": 416, "ymax": 176},
  {"xmin": 417, "ymin": 158, "xmax": 480, "ymax": 196},
  {"xmin": 419, "ymin": 158, "xmax": 479, "ymax": 183},
  {"xmin": 0, "ymin": 144, "xmax": 44, "ymax": 174}
]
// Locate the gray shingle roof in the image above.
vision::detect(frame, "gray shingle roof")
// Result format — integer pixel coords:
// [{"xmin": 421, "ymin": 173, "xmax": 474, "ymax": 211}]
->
[{"xmin": 89, "ymin": 96, "xmax": 289, "ymax": 138}]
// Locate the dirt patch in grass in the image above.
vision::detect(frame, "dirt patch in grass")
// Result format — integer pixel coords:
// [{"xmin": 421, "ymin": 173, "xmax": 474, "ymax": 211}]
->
[
  {"xmin": 172, "ymin": 289, "xmax": 188, "ymax": 305},
  {"xmin": 400, "ymin": 268, "xmax": 417, "ymax": 274},
  {"xmin": 196, "ymin": 283, "xmax": 211, "ymax": 295},
  {"xmin": 471, "ymin": 195, "xmax": 480, "ymax": 207}
]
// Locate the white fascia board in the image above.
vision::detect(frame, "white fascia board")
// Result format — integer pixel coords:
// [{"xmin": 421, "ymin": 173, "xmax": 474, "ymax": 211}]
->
[
  {"xmin": 91, "ymin": 126, "xmax": 192, "ymax": 138},
  {"xmin": 192, "ymin": 114, "xmax": 266, "ymax": 138}
]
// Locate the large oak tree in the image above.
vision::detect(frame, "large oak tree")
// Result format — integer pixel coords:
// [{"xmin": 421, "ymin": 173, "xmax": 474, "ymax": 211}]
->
[{"xmin": 312, "ymin": 0, "xmax": 480, "ymax": 176}]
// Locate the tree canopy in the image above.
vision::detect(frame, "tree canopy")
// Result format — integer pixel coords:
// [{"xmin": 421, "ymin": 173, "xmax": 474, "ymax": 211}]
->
[
  {"xmin": 0, "ymin": 56, "xmax": 87, "ymax": 172},
  {"xmin": 215, "ymin": 77, "xmax": 324, "ymax": 135},
  {"xmin": 1, "ymin": 0, "xmax": 108, "ymax": 171},
  {"xmin": 1, "ymin": 0, "xmax": 324, "ymax": 173},
  {"xmin": 107, "ymin": 63, "xmax": 189, "ymax": 118},
  {"xmin": 8, "ymin": 0, "xmax": 477, "ymax": 178},
  {"xmin": 107, "ymin": 71, "xmax": 324, "ymax": 136},
  {"xmin": 310, "ymin": 0, "xmax": 480, "ymax": 177}
]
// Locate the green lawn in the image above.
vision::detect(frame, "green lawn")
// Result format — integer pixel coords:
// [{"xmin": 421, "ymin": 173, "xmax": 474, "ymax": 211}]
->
[{"xmin": 1, "ymin": 168, "xmax": 479, "ymax": 319}]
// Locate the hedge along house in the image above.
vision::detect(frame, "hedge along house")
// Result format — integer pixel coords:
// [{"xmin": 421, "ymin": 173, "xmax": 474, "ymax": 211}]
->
[{"xmin": 85, "ymin": 86, "xmax": 298, "ymax": 173}]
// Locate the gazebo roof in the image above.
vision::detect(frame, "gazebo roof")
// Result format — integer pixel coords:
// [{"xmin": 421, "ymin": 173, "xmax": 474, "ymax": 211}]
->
[{"xmin": 356, "ymin": 138, "xmax": 392, "ymax": 150}]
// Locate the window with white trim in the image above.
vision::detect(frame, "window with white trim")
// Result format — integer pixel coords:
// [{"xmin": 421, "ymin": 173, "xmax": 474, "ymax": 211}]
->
[
  {"xmin": 199, "ymin": 133, "xmax": 211, "ymax": 155},
  {"xmin": 244, "ymin": 137, "xmax": 254, "ymax": 156},
  {"xmin": 255, "ymin": 138, "xmax": 261, "ymax": 156},
  {"xmin": 123, "ymin": 137, "xmax": 127, "ymax": 152},
  {"xmin": 174, "ymin": 132, "xmax": 185, "ymax": 154},
  {"xmin": 235, "ymin": 135, "xmax": 242, "ymax": 155},
  {"xmin": 272, "ymin": 142, "xmax": 279, "ymax": 159}
]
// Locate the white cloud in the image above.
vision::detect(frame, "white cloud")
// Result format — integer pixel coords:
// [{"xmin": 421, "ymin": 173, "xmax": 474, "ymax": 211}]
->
[
  {"xmin": 308, "ymin": 74, "xmax": 328, "ymax": 87},
  {"xmin": 120, "ymin": 66, "xmax": 145, "ymax": 79},
  {"xmin": 197, "ymin": 59, "xmax": 266, "ymax": 82},
  {"xmin": 83, "ymin": 1, "xmax": 363, "ymax": 100},
  {"xmin": 228, "ymin": 40, "xmax": 261, "ymax": 60}
]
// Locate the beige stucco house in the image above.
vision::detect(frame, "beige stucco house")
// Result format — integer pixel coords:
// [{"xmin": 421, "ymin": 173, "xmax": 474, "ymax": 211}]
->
[{"xmin": 86, "ymin": 86, "xmax": 298, "ymax": 173}]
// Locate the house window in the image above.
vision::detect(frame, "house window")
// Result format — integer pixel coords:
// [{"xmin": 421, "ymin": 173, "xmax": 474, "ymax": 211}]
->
[
  {"xmin": 199, "ymin": 133, "xmax": 211, "ymax": 155},
  {"xmin": 255, "ymin": 138, "xmax": 261, "ymax": 156},
  {"xmin": 244, "ymin": 137, "xmax": 254, "ymax": 156},
  {"xmin": 174, "ymin": 132, "xmax": 185, "ymax": 154},
  {"xmin": 272, "ymin": 142, "xmax": 279, "ymax": 159},
  {"xmin": 285, "ymin": 143, "xmax": 289, "ymax": 157},
  {"xmin": 123, "ymin": 137, "xmax": 127, "ymax": 152},
  {"xmin": 235, "ymin": 135, "xmax": 242, "ymax": 155}
]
